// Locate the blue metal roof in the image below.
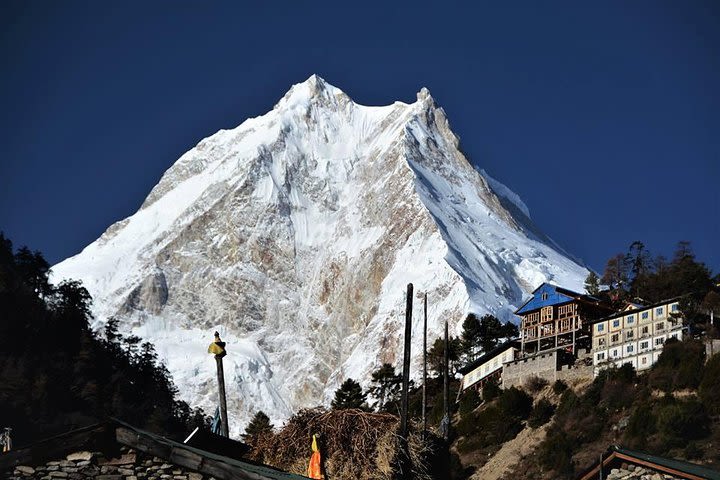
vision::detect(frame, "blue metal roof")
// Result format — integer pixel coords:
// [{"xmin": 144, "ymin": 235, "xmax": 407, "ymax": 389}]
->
[{"xmin": 515, "ymin": 283, "xmax": 578, "ymax": 314}]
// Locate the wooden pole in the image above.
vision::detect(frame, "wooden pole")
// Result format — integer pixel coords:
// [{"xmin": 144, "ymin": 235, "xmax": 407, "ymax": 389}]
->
[
  {"xmin": 443, "ymin": 320, "xmax": 450, "ymax": 440},
  {"xmin": 216, "ymin": 355, "xmax": 229, "ymax": 438},
  {"xmin": 396, "ymin": 284, "xmax": 414, "ymax": 480},
  {"xmin": 209, "ymin": 331, "xmax": 230, "ymax": 438},
  {"xmin": 422, "ymin": 292, "xmax": 428, "ymax": 440},
  {"xmin": 400, "ymin": 283, "xmax": 413, "ymax": 439}
]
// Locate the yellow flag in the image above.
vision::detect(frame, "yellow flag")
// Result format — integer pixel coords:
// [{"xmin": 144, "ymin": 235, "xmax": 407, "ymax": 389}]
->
[
  {"xmin": 208, "ymin": 342, "xmax": 225, "ymax": 355},
  {"xmin": 308, "ymin": 434, "xmax": 322, "ymax": 479}
]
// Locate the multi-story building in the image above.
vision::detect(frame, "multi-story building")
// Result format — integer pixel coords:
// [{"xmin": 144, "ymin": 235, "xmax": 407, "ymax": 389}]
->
[
  {"xmin": 591, "ymin": 298, "xmax": 684, "ymax": 375},
  {"xmin": 516, "ymin": 283, "xmax": 615, "ymax": 357}
]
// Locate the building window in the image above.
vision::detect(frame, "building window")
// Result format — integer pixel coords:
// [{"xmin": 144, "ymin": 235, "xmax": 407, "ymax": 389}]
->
[
  {"xmin": 598, "ymin": 324, "xmax": 604, "ymax": 332},
  {"xmin": 656, "ymin": 307, "xmax": 664, "ymax": 316},
  {"xmin": 541, "ymin": 306, "xmax": 553, "ymax": 322},
  {"xmin": 597, "ymin": 352, "xmax": 605, "ymax": 361},
  {"xmin": 598, "ymin": 338, "xmax": 606, "ymax": 347},
  {"xmin": 642, "ymin": 312, "xmax": 649, "ymax": 320},
  {"xmin": 641, "ymin": 357, "xmax": 647, "ymax": 365},
  {"xmin": 641, "ymin": 341, "xmax": 649, "ymax": 349},
  {"xmin": 611, "ymin": 333, "xmax": 620, "ymax": 343},
  {"xmin": 559, "ymin": 304, "xmax": 574, "ymax": 317},
  {"xmin": 627, "ymin": 315, "xmax": 634, "ymax": 323},
  {"xmin": 642, "ymin": 326, "xmax": 649, "ymax": 335},
  {"xmin": 613, "ymin": 319, "xmax": 620, "ymax": 328},
  {"xmin": 655, "ymin": 337, "xmax": 664, "ymax": 346},
  {"xmin": 671, "ymin": 304, "xmax": 679, "ymax": 312},
  {"xmin": 611, "ymin": 349, "xmax": 619, "ymax": 358},
  {"xmin": 656, "ymin": 322, "xmax": 665, "ymax": 331},
  {"xmin": 626, "ymin": 330, "xmax": 634, "ymax": 340},
  {"xmin": 627, "ymin": 345, "xmax": 634, "ymax": 353},
  {"xmin": 541, "ymin": 293, "xmax": 548, "ymax": 301}
]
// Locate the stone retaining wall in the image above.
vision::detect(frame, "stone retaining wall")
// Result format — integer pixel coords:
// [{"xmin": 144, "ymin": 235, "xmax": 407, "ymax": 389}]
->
[
  {"xmin": 502, "ymin": 351, "xmax": 558, "ymax": 388},
  {"xmin": 502, "ymin": 349, "xmax": 594, "ymax": 389},
  {"xmin": 5, "ymin": 448, "xmax": 207, "ymax": 480}
]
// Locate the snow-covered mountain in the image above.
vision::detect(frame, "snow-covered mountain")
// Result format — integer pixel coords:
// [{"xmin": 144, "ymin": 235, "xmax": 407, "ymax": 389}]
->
[{"xmin": 52, "ymin": 75, "xmax": 588, "ymax": 436}]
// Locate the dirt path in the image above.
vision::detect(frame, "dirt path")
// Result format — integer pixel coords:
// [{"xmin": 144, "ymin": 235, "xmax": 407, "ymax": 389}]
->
[{"xmin": 469, "ymin": 422, "xmax": 550, "ymax": 480}]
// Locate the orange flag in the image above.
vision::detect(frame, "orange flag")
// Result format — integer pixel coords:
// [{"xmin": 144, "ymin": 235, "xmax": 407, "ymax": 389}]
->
[{"xmin": 307, "ymin": 434, "xmax": 322, "ymax": 479}]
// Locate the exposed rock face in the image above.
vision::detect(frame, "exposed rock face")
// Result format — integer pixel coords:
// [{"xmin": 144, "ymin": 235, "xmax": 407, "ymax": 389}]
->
[
  {"xmin": 52, "ymin": 75, "xmax": 588, "ymax": 436},
  {"xmin": 122, "ymin": 270, "xmax": 168, "ymax": 315}
]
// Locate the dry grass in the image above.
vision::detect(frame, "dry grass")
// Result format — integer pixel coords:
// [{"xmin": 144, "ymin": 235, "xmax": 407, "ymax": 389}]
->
[{"xmin": 248, "ymin": 407, "xmax": 432, "ymax": 480}]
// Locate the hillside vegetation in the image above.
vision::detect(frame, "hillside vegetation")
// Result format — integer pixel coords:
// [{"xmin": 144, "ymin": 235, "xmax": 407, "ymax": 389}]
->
[{"xmin": 0, "ymin": 233, "xmax": 207, "ymax": 446}]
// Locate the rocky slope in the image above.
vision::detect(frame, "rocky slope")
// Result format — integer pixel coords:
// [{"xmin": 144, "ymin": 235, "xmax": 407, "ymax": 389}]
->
[{"xmin": 52, "ymin": 75, "xmax": 588, "ymax": 436}]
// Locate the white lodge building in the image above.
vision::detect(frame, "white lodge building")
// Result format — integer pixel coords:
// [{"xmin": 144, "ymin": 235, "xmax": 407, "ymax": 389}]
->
[
  {"xmin": 591, "ymin": 299, "xmax": 684, "ymax": 375},
  {"xmin": 458, "ymin": 340, "xmax": 520, "ymax": 393}
]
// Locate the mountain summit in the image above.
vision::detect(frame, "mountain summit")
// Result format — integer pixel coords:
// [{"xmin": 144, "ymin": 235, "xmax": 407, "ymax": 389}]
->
[{"xmin": 52, "ymin": 75, "xmax": 588, "ymax": 436}]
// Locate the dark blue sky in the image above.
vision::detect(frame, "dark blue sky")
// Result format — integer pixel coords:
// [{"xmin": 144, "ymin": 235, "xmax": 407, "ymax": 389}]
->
[{"xmin": 1, "ymin": 1, "xmax": 718, "ymax": 275}]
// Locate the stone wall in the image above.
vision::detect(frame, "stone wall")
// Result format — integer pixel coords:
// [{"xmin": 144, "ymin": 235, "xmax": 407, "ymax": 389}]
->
[
  {"xmin": 556, "ymin": 349, "xmax": 594, "ymax": 384},
  {"xmin": 501, "ymin": 348, "xmax": 594, "ymax": 389},
  {"xmin": 502, "ymin": 351, "xmax": 558, "ymax": 389},
  {"xmin": 5, "ymin": 448, "xmax": 206, "ymax": 480},
  {"xmin": 605, "ymin": 463, "xmax": 683, "ymax": 480}
]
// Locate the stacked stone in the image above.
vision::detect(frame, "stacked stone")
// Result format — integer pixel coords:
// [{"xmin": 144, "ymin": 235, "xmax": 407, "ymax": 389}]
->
[
  {"xmin": 605, "ymin": 465, "xmax": 682, "ymax": 480},
  {"xmin": 6, "ymin": 448, "xmax": 208, "ymax": 480}
]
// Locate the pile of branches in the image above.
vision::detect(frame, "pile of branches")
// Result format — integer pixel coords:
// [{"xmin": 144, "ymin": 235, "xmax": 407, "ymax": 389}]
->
[{"xmin": 248, "ymin": 407, "xmax": 432, "ymax": 479}]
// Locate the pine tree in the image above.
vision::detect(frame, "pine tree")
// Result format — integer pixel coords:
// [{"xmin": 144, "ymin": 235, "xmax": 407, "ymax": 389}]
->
[
  {"xmin": 368, "ymin": 364, "xmax": 402, "ymax": 412},
  {"xmin": 331, "ymin": 378, "xmax": 367, "ymax": 410},
  {"xmin": 0, "ymin": 234, "xmax": 207, "ymax": 445},
  {"xmin": 601, "ymin": 253, "xmax": 629, "ymax": 291},
  {"xmin": 584, "ymin": 271, "xmax": 600, "ymax": 295},
  {"xmin": 460, "ymin": 313, "xmax": 482, "ymax": 361},
  {"xmin": 428, "ymin": 336, "xmax": 462, "ymax": 377},
  {"xmin": 243, "ymin": 411, "xmax": 274, "ymax": 443},
  {"xmin": 501, "ymin": 320, "xmax": 519, "ymax": 339},
  {"xmin": 477, "ymin": 314, "xmax": 505, "ymax": 352}
]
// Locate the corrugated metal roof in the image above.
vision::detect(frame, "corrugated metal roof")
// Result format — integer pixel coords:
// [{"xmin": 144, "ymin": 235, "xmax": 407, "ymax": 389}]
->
[
  {"xmin": 515, "ymin": 283, "xmax": 579, "ymax": 314},
  {"xmin": 114, "ymin": 419, "xmax": 308, "ymax": 480}
]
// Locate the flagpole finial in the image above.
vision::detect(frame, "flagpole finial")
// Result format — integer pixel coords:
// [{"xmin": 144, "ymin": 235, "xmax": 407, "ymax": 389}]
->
[{"xmin": 208, "ymin": 332, "xmax": 227, "ymax": 358}]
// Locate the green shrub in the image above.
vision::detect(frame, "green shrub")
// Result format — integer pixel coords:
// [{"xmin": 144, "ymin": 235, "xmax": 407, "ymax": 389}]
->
[
  {"xmin": 458, "ymin": 388, "xmax": 481, "ymax": 417},
  {"xmin": 552, "ymin": 379, "xmax": 568, "ymax": 395},
  {"xmin": 537, "ymin": 427, "xmax": 574, "ymax": 478},
  {"xmin": 699, "ymin": 353, "xmax": 720, "ymax": 414},
  {"xmin": 648, "ymin": 339, "xmax": 705, "ymax": 391},
  {"xmin": 482, "ymin": 378, "xmax": 501, "ymax": 401},
  {"xmin": 455, "ymin": 406, "xmax": 483, "ymax": 438},
  {"xmin": 456, "ymin": 397, "xmax": 526, "ymax": 450},
  {"xmin": 656, "ymin": 398, "xmax": 709, "ymax": 443},
  {"xmin": 624, "ymin": 404, "xmax": 656, "ymax": 441},
  {"xmin": 555, "ymin": 389, "xmax": 579, "ymax": 418},
  {"xmin": 497, "ymin": 386, "xmax": 533, "ymax": 419},
  {"xmin": 684, "ymin": 442, "xmax": 703, "ymax": 460},
  {"xmin": 528, "ymin": 398, "xmax": 555, "ymax": 428},
  {"xmin": 525, "ymin": 375, "xmax": 549, "ymax": 393},
  {"xmin": 601, "ymin": 378, "xmax": 637, "ymax": 410},
  {"xmin": 610, "ymin": 362, "xmax": 637, "ymax": 383}
]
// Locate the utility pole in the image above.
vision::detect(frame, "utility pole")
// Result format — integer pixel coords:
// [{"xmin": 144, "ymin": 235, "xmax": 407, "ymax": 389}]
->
[
  {"xmin": 422, "ymin": 292, "xmax": 428, "ymax": 441},
  {"xmin": 441, "ymin": 320, "xmax": 450, "ymax": 440},
  {"xmin": 400, "ymin": 283, "xmax": 413, "ymax": 439},
  {"xmin": 399, "ymin": 283, "xmax": 413, "ymax": 480},
  {"xmin": 208, "ymin": 331, "xmax": 229, "ymax": 437}
]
